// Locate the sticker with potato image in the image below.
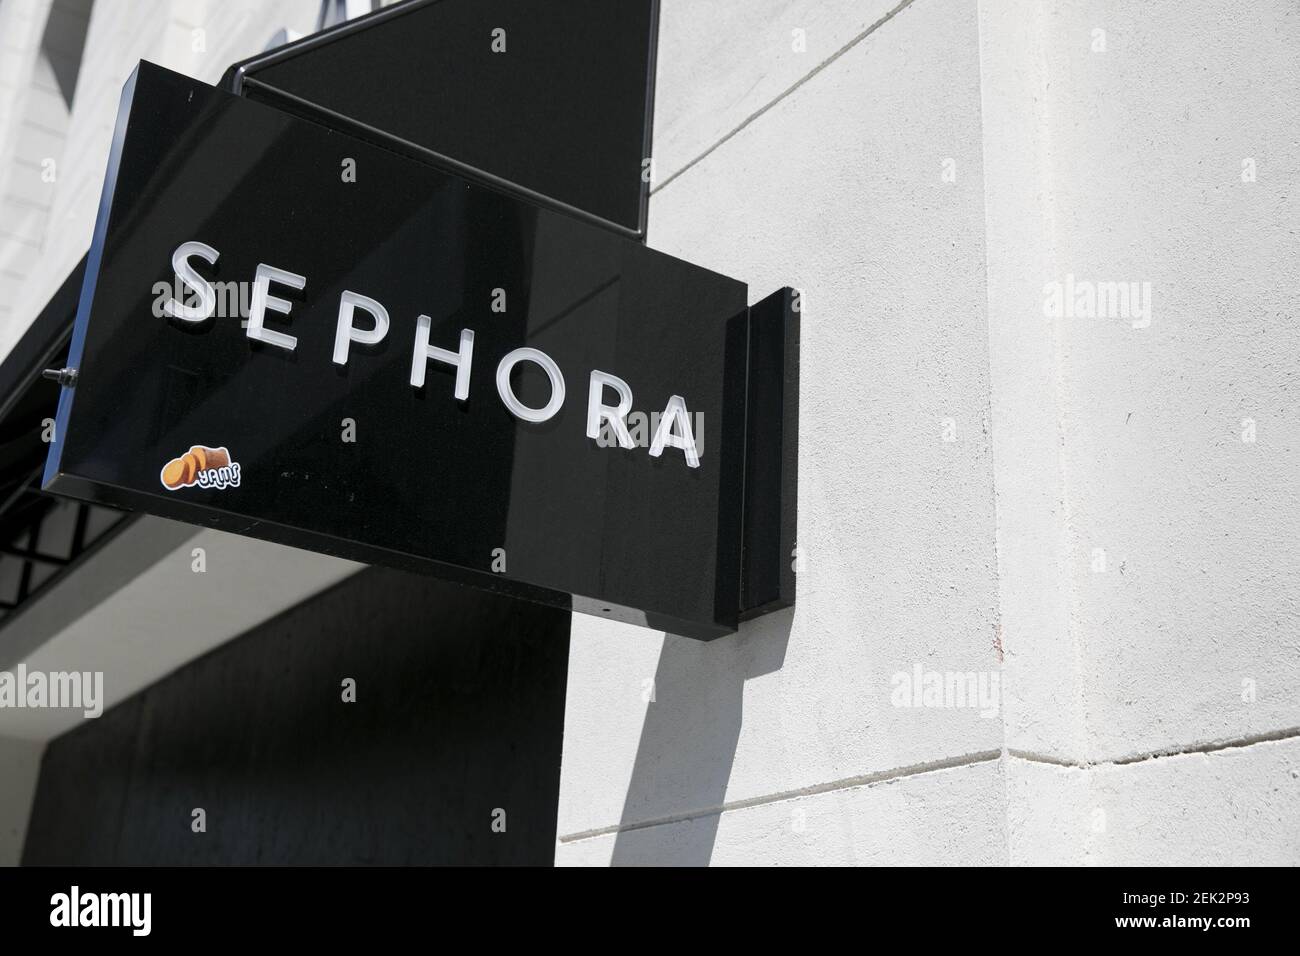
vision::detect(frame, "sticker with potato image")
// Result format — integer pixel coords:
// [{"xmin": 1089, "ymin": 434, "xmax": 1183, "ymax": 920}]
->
[{"xmin": 160, "ymin": 445, "xmax": 241, "ymax": 491}]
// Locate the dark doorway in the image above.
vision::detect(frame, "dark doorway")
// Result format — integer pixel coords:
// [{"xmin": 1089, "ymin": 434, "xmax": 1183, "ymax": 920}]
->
[{"xmin": 21, "ymin": 566, "xmax": 569, "ymax": 865}]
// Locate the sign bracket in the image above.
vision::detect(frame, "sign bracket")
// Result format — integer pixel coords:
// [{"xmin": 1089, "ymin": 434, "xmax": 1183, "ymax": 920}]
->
[{"xmin": 739, "ymin": 288, "xmax": 800, "ymax": 622}]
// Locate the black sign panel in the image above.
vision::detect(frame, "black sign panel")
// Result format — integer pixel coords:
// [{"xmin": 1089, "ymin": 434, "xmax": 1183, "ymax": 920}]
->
[
  {"xmin": 44, "ymin": 63, "xmax": 750, "ymax": 639},
  {"xmin": 225, "ymin": 0, "xmax": 660, "ymax": 238}
]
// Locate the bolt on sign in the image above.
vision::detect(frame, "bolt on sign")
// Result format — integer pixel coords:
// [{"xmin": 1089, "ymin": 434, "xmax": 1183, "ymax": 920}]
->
[{"xmin": 43, "ymin": 62, "xmax": 797, "ymax": 640}]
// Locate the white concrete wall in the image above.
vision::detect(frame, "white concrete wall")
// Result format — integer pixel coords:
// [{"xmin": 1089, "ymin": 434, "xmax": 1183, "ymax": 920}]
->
[
  {"xmin": 560, "ymin": 0, "xmax": 1007, "ymax": 866},
  {"xmin": 0, "ymin": 0, "xmax": 94, "ymax": 319},
  {"xmin": 983, "ymin": 0, "xmax": 1300, "ymax": 864},
  {"xmin": 558, "ymin": 0, "xmax": 1300, "ymax": 865},
  {"xmin": 0, "ymin": 0, "xmax": 57, "ymax": 334}
]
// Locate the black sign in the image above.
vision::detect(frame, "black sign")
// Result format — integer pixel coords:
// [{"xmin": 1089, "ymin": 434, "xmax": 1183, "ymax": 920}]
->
[
  {"xmin": 224, "ymin": 0, "xmax": 660, "ymax": 238},
  {"xmin": 43, "ymin": 63, "xmax": 796, "ymax": 640}
]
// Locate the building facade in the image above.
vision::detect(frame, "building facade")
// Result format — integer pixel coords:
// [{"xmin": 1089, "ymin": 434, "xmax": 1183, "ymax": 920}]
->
[{"xmin": 0, "ymin": 0, "xmax": 1297, "ymax": 866}]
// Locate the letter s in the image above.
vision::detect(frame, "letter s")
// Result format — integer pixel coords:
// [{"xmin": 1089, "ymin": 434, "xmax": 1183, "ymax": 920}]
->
[{"xmin": 163, "ymin": 240, "xmax": 219, "ymax": 322}]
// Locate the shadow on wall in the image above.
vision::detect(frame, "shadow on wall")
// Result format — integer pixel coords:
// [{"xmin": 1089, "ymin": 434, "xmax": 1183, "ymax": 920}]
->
[{"xmin": 610, "ymin": 607, "xmax": 793, "ymax": 866}]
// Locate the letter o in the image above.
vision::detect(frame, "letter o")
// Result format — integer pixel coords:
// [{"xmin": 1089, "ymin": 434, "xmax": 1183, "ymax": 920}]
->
[{"xmin": 495, "ymin": 348, "xmax": 566, "ymax": 423}]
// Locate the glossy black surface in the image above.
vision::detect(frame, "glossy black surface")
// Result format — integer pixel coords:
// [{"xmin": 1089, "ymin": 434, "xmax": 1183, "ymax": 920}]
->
[
  {"xmin": 225, "ymin": 0, "xmax": 658, "ymax": 237},
  {"xmin": 740, "ymin": 288, "xmax": 799, "ymax": 620},
  {"xmin": 45, "ymin": 63, "xmax": 749, "ymax": 639}
]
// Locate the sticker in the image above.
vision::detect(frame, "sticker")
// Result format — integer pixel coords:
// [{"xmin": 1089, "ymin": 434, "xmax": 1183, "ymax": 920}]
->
[{"xmin": 160, "ymin": 445, "xmax": 241, "ymax": 491}]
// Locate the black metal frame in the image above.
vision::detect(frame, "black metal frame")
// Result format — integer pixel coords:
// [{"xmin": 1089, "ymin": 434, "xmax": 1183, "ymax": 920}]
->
[
  {"xmin": 739, "ymin": 288, "xmax": 800, "ymax": 619},
  {"xmin": 0, "ymin": 255, "xmax": 133, "ymax": 629},
  {"xmin": 0, "ymin": 488, "xmax": 128, "ymax": 613}
]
